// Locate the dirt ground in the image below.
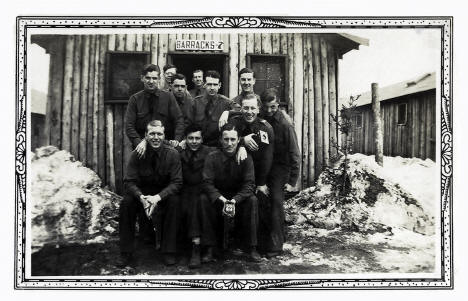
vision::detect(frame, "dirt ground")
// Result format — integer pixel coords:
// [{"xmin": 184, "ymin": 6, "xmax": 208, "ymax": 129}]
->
[{"xmin": 31, "ymin": 224, "xmax": 434, "ymax": 276}]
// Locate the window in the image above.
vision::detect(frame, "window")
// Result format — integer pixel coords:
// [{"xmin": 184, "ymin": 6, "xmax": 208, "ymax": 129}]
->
[
  {"xmin": 397, "ymin": 103, "xmax": 407, "ymax": 125},
  {"xmin": 354, "ymin": 113, "xmax": 363, "ymax": 128},
  {"xmin": 105, "ymin": 51, "xmax": 150, "ymax": 103},
  {"xmin": 247, "ymin": 55, "xmax": 287, "ymax": 109}
]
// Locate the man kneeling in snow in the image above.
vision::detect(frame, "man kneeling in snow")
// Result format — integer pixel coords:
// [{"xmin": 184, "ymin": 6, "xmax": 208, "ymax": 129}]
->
[{"xmin": 119, "ymin": 120, "xmax": 182, "ymax": 267}]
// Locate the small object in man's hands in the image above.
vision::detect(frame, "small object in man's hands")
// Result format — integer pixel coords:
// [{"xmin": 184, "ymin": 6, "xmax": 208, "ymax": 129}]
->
[{"xmin": 222, "ymin": 200, "xmax": 235, "ymax": 217}]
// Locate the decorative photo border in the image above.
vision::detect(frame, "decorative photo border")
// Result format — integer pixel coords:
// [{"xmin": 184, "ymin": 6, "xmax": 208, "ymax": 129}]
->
[{"xmin": 15, "ymin": 16, "xmax": 453, "ymax": 290}]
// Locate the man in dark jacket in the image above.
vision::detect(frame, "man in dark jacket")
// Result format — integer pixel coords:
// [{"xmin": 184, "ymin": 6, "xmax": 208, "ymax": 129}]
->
[
  {"xmin": 171, "ymin": 73, "xmax": 194, "ymax": 129},
  {"xmin": 259, "ymin": 88, "xmax": 300, "ymax": 257},
  {"xmin": 200, "ymin": 123, "xmax": 261, "ymax": 262},
  {"xmin": 176, "ymin": 124, "xmax": 215, "ymax": 268},
  {"xmin": 125, "ymin": 64, "xmax": 184, "ymax": 157},
  {"xmin": 119, "ymin": 120, "xmax": 182, "ymax": 267},
  {"xmin": 192, "ymin": 70, "xmax": 237, "ymax": 146}
]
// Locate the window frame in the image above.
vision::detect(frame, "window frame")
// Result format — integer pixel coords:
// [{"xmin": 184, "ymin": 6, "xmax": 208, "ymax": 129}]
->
[
  {"xmin": 246, "ymin": 53, "xmax": 289, "ymax": 110},
  {"xmin": 397, "ymin": 102, "xmax": 408, "ymax": 125},
  {"xmin": 105, "ymin": 51, "xmax": 151, "ymax": 104}
]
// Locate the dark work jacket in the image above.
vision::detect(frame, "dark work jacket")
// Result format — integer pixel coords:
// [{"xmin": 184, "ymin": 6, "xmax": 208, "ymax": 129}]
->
[
  {"xmin": 177, "ymin": 145, "xmax": 215, "ymax": 187},
  {"xmin": 228, "ymin": 115, "xmax": 275, "ymax": 186},
  {"xmin": 124, "ymin": 144, "xmax": 182, "ymax": 200},
  {"xmin": 192, "ymin": 92, "xmax": 235, "ymax": 146},
  {"xmin": 189, "ymin": 87, "xmax": 206, "ymax": 98},
  {"xmin": 125, "ymin": 89, "xmax": 184, "ymax": 148},
  {"xmin": 263, "ymin": 110, "xmax": 300, "ymax": 186},
  {"xmin": 202, "ymin": 149, "xmax": 255, "ymax": 203},
  {"xmin": 231, "ymin": 91, "xmax": 261, "ymax": 112},
  {"xmin": 175, "ymin": 92, "xmax": 194, "ymax": 130}
]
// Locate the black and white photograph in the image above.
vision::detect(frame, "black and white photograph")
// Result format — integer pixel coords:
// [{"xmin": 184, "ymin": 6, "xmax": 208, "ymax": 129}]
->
[{"xmin": 12, "ymin": 15, "xmax": 454, "ymax": 290}]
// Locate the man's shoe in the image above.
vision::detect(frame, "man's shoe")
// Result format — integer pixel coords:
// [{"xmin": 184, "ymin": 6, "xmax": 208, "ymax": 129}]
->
[
  {"xmin": 163, "ymin": 254, "xmax": 177, "ymax": 266},
  {"xmin": 201, "ymin": 247, "xmax": 215, "ymax": 263},
  {"xmin": 266, "ymin": 251, "xmax": 282, "ymax": 258},
  {"xmin": 116, "ymin": 252, "xmax": 134, "ymax": 268},
  {"xmin": 250, "ymin": 247, "xmax": 262, "ymax": 263},
  {"xmin": 188, "ymin": 244, "xmax": 201, "ymax": 269}
]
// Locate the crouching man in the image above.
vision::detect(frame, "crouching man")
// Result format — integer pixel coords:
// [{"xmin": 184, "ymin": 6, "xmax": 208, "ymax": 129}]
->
[
  {"xmin": 200, "ymin": 123, "xmax": 261, "ymax": 263},
  {"xmin": 119, "ymin": 120, "xmax": 182, "ymax": 267}
]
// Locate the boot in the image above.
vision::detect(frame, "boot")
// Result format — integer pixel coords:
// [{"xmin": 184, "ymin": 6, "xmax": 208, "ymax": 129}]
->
[
  {"xmin": 249, "ymin": 247, "xmax": 262, "ymax": 263},
  {"xmin": 201, "ymin": 247, "xmax": 215, "ymax": 263},
  {"xmin": 188, "ymin": 244, "xmax": 201, "ymax": 268},
  {"xmin": 116, "ymin": 252, "xmax": 134, "ymax": 268},
  {"xmin": 163, "ymin": 253, "xmax": 177, "ymax": 266}
]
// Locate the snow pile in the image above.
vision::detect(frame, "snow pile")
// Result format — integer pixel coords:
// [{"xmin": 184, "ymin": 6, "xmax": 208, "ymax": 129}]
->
[
  {"xmin": 31, "ymin": 146, "xmax": 120, "ymax": 252},
  {"xmin": 285, "ymin": 154, "xmax": 435, "ymax": 235}
]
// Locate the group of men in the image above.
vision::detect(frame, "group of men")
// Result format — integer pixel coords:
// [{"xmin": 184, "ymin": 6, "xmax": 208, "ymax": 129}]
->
[{"xmin": 119, "ymin": 63, "xmax": 300, "ymax": 269}]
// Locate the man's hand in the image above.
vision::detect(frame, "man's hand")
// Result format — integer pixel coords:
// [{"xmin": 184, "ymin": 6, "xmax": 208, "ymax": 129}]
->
[
  {"xmin": 178, "ymin": 139, "xmax": 187, "ymax": 150},
  {"xmin": 235, "ymin": 146, "xmax": 247, "ymax": 165},
  {"xmin": 140, "ymin": 195, "xmax": 152, "ymax": 218},
  {"xmin": 284, "ymin": 183, "xmax": 295, "ymax": 193},
  {"xmin": 219, "ymin": 196, "xmax": 228, "ymax": 204},
  {"xmin": 148, "ymin": 194, "xmax": 162, "ymax": 216},
  {"xmin": 218, "ymin": 110, "xmax": 230, "ymax": 129},
  {"xmin": 244, "ymin": 133, "xmax": 259, "ymax": 151},
  {"xmin": 135, "ymin": 140, "xmax": 147, "ymax": 158},
  {"xmin": 256, "ymin": 185, "xmax": 269, "ymax": 196},
  {"xmin": 169, "ymin": 140, "xmax": 179, "ymax": 148}
]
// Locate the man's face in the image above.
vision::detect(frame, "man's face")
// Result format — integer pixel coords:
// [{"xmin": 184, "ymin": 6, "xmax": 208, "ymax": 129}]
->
[
  {"xmin": 186, "ymin": 131, "xmax": 203, "ymax": 151},
  {"xmin": 239, "ymin": 72, "xmax": 255, "ymax": 93},
  {"xmin": 145, "ymin": 125, "xmax": 165, "ymax": 149},
  {"xmin": 241, "ymin": 98, "xmax": 259, "ymax": 123},
  {"xmin": 221, "ymin": 129, "xmax": 239, "ymax": 155},
  {"xmin": 141, "ymin": 71, "xmax": 160, "ymax": 92},
  {"xmin": 172, "ymin": 78, "xmax": 187, "ymax": 98},
  {"xmin": 164, "ymin": 67, "xmax": 177, "ymax": 84},
  {"xmin": 205, "ymin": 76, "xmax": 221, "ymax": 96},
  {"xmin": 262, "ymin": 98, "xmax": 280, "ymax": 117},
  {"xmin": 192, "ymin": 71, "xmax": 204, "ymax": 88}
]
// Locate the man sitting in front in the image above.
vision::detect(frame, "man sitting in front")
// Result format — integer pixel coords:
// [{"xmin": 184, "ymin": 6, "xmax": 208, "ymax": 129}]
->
[
  {"xmin": 200, "ymin": 123, "xmax": 261, "ymax": 263},
  {"xmin": 119, "ymin": 120, "xmax": 182, "ymax": 267}
]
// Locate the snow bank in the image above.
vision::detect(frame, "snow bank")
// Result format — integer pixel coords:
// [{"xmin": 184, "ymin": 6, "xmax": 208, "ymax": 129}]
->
[
  {"xmin": 31, "ymin": 146, "xmax": 121, "ymax": 252},
  {"xmin": 285, "ymin": 154, "xmax": 436, "ymax": 235}
]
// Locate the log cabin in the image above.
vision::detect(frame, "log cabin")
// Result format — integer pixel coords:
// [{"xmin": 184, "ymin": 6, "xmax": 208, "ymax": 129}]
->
[{"xmin": 31, "ymin": 32, "xmax": 367, "ymax": 193}]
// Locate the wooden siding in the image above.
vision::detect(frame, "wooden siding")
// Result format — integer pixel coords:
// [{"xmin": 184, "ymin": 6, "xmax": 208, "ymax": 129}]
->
[
  {"xmin": 41, "ymin": 33, "xmax": 343, "ymax": 193},
  {"xmin": 349, "ymin": 90, "xmax": 436, "ymax": 161}
]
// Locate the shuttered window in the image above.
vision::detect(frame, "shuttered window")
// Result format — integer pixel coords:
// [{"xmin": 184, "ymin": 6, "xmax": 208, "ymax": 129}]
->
[
  {"xmin": 248, "ymin": 55, "xmax": 287, "ymax": 109},
  {"xmin": 105, "ymin": 51, "xmax": 150, "ymax": 103}
]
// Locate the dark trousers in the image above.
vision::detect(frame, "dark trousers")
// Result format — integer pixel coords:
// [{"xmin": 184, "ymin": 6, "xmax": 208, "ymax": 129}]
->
[
  {"xmin": 119, "ymin": 193, "xmax": 179, "ymax": 254},
  {"xmin": 199, "ymin": 193, "xmax": 258, "ymax": 249},
  {"xmin": 259, "ymin": 164, "xmax": 289, "ymax": 252},
  {"xmin": 179, "ymin": 186, "xmax": 202, "ymax": 243}
]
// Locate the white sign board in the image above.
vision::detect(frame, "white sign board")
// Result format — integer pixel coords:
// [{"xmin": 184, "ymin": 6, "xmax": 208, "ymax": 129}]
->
[{"xmin": 175, "ymin": 40, "xmax": 224, "ymax": 51}]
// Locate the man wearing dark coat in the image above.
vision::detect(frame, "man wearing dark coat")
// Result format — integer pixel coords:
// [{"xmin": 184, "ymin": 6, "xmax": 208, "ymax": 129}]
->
[
  {"xmin": 259, "ymin": 88, "xmax": 300, "ymax": 257},
  {"xmin": 119, "ymin": 120, "xmax": 182, "ymax": 267},
  {"xmin": 200, "ymin": 123, "xmax": 261, "ymax": 263},
  {"xmin": 125, "ymin": 64, "xmax": 184, "ymax": 156}
]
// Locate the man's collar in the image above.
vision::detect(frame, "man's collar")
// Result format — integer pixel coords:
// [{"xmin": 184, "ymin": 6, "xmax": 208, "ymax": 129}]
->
[
  {"xmin": 221, "ymin": 148, "xmax": 237, "ymax": 162},
  {"xmin": 241, "ymin": 90, "xmax": 254, "ymax": 97},
  {"xmin": 144, "ymin": 88, "xmax": 161, "ymax": 97}
]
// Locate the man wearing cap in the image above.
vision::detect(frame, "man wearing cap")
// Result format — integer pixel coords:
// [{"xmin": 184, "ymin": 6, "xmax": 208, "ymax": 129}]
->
[{"xmin": 119, "ymin": 120, "xmax": 182, "ymax": 267}]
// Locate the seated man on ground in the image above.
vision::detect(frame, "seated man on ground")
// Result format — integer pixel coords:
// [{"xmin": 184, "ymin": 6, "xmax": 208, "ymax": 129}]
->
[{"xmin": 119, "ymin": 120, "xmax": 182, "ymax": 267}]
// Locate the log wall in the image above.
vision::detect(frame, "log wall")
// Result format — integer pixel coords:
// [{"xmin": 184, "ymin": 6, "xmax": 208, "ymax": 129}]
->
[{"xmin": 349, "ymin": 90, "xmax": 436, "ymax": 161}]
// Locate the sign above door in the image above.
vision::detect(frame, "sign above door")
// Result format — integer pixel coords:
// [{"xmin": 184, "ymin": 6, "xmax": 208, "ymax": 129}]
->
[{"xmin": 175, "ymin": 40, "xmax": 224, "ymax": 51}]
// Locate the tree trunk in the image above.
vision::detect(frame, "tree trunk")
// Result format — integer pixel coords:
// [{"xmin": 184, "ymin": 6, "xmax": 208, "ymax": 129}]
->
[{"xmin": 372, "ymin": 83, "xmax": 384, "ymax": 166}]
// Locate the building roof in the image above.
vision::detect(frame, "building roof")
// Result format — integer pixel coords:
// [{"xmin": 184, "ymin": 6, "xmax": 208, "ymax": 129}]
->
[{"xmin": 346, "ymin": 72, "xmax": 436, "ymax": 107}]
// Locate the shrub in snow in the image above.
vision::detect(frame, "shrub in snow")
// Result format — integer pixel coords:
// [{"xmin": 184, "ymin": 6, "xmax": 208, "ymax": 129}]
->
[
  {"xmin": 285, "ymin": 154, "xmax": 435, "ymax": 235},
  {"xmin": 31, "ymin": 146, "xmax": 121, "ymax": 252}
]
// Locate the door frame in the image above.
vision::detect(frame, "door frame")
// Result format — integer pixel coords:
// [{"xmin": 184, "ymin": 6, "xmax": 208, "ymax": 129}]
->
[{"xmin": 167, "ymin": 51, "xmax": 230, "ymax": 97}]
